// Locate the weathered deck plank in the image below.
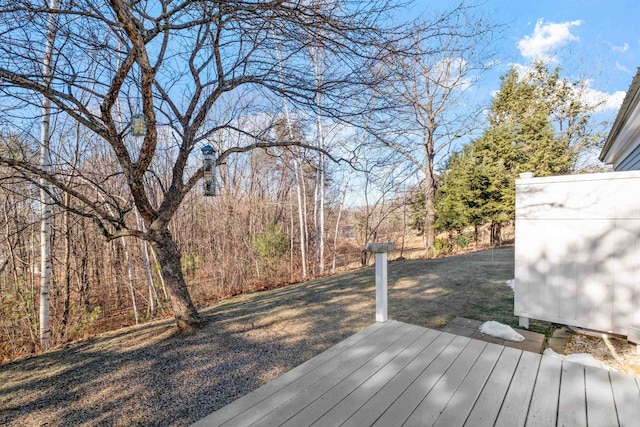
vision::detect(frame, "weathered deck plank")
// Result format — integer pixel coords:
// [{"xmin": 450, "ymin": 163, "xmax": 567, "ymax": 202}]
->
[
  {"xmin": 242, "ymin": 321, "xmax": 416, "ymax": 427},
  {"xmin": 609, "ymin": 370, "xmax": 640, "ymax": 426},
  {"xmin": 403, "ymin": 339, "xmax": 489, "ymax": 427},
  {"xmin": 309, "ymin": 328, "xmax": 441, "ymax": 427},
  {"xmin": 526, "ymin": 355, "xmax": 563, "ymax": 425},
  {"xmin": 371, "ymin": 335, "xmax": 471, "ymax": 426},
  {"xmin": 464, "ymin": 346, "xmax": 522, "ymax": 427},
  {"xmin": 432, "ymin": 342, "xmax": 503, "ymax": 427},
  {"xmin": 341, "ymin": 331, "xmax": 457, "ymax": 427},
  {"xmin": 193, "ymin": 320, "xmax": 640, "ymax": 427},
  {"xmin": 276, "ymin": 324, "xmax": 427, "ymax": 426},
  {"xmin": 494, "ymin": 350, "xmax": 541, "ymax": 427},
  {"xmin": 557, "ymin": 360, "xmax": 587, "ymax": 427},
  {"xmin": 585, "ymin": 365, "xmax": 619, "ymax": 426}
]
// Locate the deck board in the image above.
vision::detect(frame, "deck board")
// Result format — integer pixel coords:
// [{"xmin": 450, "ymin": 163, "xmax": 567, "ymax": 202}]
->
[
  {"xmin": 557, "ymin": 361, "xmax": 587, "ymax": 427},
  {"xmin": 464, "ymin": 346, "xmax": 522, "ymax": 427},
  {"xmin": 494, "ymin": 350, "xmax": 541, "ymax": 427},
  {"xmin": 310, "ymin": 328, "xmax": 441, "ymax": 427},
  {"xmin": 278, "ymin": 324, "xmax": 427, "ymax": 427},
  {"xmin": 432, "ymin": 342, "xmax": 503, "ymax": 427},
  {"xmin": 252, "ymin": 321, "xmax": 414, "ymax": 426},
  {"xmin": 403, "ymin": 339, "xmax": 488, "ymax": 427},
  {"xmin": 585, "ymin": 365, "xmax": 619, "ymax": 426},
  {"xmin": 240, "ymin": 321, "xmax": 416, "ymax": 427},
  {"xmin": 609, "ymin": 370, "xmax": 640, "ymax": 426},
  {"xmin": 193, "ymin": 320, "xmax": 640, "ymax": 427},
  {"xmin": 371, "ymin": 334, "xmax": 471, "ymax": 426},
  {"xmin": 526, "ymin": 354, "xmax": 562, "ymax": 426},
  {"xmin": 341, "ymin": 331, "xmax": 457, "ymax": 427}
]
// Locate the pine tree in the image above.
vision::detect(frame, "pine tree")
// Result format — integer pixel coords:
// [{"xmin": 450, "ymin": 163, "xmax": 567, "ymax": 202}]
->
[{"xmin": 434, "ymin": 61, "xmax": 602, "ymax": 241}]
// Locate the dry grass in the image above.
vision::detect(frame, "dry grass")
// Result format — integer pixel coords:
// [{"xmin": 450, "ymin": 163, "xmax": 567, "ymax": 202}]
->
[{"xmin": 1, "ymin": 246, "xmax": 534, "ymax": 426}]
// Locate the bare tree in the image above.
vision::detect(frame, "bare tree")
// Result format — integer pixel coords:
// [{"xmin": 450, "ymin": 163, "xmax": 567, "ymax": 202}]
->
[
  {"xmin": 368, "ymin": 2, "xmax": 502, "ymax": 252},
  {"xmin": 38, "ymin": 0, "xmax": 58, "ymax": 349},
  {"xmin": 0, "ymin": 0, "xmax": 409, "ymax": 329}
]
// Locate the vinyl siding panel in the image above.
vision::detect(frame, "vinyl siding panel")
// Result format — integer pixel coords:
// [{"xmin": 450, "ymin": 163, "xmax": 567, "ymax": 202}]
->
[{"xmin": 515, "ymin": 171, "xmax": 640, "ymax": 336}]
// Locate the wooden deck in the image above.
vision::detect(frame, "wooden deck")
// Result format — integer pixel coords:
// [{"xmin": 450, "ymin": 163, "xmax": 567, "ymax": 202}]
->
[{"xmin": 193, "ymin": 320, "xmax": 640, "ymax": 427}]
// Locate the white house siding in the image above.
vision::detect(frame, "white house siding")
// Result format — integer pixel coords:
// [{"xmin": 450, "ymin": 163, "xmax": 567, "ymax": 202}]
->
[{"xmin": 515, "ymin": 171, "xmax": 640, "ymax": 336}]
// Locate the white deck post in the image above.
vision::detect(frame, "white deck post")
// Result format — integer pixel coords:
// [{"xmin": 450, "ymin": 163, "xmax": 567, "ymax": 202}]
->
[{"xmin": 366, "ymin": 242, "xmax": 393, "ymax": 323}]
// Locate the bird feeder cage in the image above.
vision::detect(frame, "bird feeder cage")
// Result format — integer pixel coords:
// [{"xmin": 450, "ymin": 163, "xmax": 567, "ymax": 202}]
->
[
  {"xmin": 131, "ymin": 113, "xmax": 145, "ymax": 137},
  {"xmin": 201, "ymin": 144, "xmax": 217, "ymax": 196}
]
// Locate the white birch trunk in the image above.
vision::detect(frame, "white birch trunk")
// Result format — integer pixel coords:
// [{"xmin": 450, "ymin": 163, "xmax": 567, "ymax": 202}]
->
[
  {"xmin": 318, "ymin": 157, "xmax": 325, "ymax": 274},
  {"xmin": 315, "ymin": 113, "xmax": 326, "ymax": 275},
  {"xmin": 289, "ymin": 192, "xmax": 295, "ymax": 280},
  {"xmin": 275, "ymin": 35, "xmax": 308, "ymax": 279},
  {"xmin": 313, "ymin": 169, "xmax": 319, "ymax": 275},
  {"xmin": 293, "ymin": 159, "xmax": 308, "ymax": 279},
  {"xmin": 300, "ymin": 165, "xmax": 310, "ymax": 276},
  {"xmin": 310, "ymin": 44, "xmax": 327, "ymax": 275},
  {"xmin": 332, "ymin": 167, "xmax": 354, "ymax": 272},
  {"xmin": 121, "ymin": 237, "xmax": 139, "ymax": 325},
  {"xmin": 39, "ymin": 0, "xmax": 58, "ymax": 348},
  {"xmin": 149, "ymin": 246, "xmax": 169, "ymax": 302}
]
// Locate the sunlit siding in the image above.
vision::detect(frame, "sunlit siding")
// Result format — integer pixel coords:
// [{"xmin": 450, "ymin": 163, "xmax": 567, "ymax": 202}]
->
[{"xmin": 515, "ymin": 171, "xmax": 640, "ymax": 336}]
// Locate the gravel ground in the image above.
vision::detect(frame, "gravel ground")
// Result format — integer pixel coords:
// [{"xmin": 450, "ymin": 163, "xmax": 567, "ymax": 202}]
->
[
  {"xmin": 0, "ymin": 247, "xmax": 517, "ymax": 426},
  {"xmin": 565, "ymin": 332, "xmax": 640, "ymax": 375}
]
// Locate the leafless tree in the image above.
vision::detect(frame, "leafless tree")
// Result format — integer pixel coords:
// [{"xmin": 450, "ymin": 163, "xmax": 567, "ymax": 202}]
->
[
  {"xmin": 0, "ymin": 0, "xmax": 410, "ymax": 329},
  {"xmin": 367, "ymin": 2, "xmax": 502, "ymax": 252}
]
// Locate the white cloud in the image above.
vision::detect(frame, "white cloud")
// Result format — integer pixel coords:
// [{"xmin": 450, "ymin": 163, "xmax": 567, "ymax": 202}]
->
[
  {"xmin": 611, "ymin": 42, "xmax": 629, "ymax": 52},
  {"xmin": 517, "ymin": 19, "xmax": 581, "ymax": 61},
  {"xmin": 579, "ymin": 85, "xmax": 626, "ymax": 113},
  {"xmin": 616, "ymin": 61, "xmax": 631, "ymax": 73}
]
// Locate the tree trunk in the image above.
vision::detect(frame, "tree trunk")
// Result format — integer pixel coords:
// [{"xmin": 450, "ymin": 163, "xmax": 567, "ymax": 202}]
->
[
  {"xmin": 313, "ymin": 46, "xmax": 326, "ymax": 275},
  {"xmin": 474, "ymin": 224, "xmax": 479, "ymax": 248},
  {"xmin": 293, "ymin": 158, "xmax": 308, "ymax": 279},
  {"xmin": 61, "ymin": 194, "xmax": 71, "ymax": 337},
  {"xmin": 492, "ymin": 222, "xmax": 502, "ymax": 246},
  {"xmin": 148, "ymin": 227, "xmax": 201, "ymax": 330},
  {"xmin": 331, "ymin": 167, "xmax": 352, "ymax": 273},
  {"xmin": 38, "ymin": 0, "xmax": 58, "ymax": 350},
  {"xmin": 424, "ymin": 172, "xmax": 436, "ymax": 254},
  {"xmin": 121, "ymin": 237, "xmax": 139, "ymax": 325},
  {"xmin": 136, "ymin": 209, "xmax": 157, "ymax": 317}
]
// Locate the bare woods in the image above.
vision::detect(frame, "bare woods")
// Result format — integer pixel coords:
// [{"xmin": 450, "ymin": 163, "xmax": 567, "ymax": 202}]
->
[{"xmin": 0, "ymin": 146, "xmax": 414, "ymax": 362}]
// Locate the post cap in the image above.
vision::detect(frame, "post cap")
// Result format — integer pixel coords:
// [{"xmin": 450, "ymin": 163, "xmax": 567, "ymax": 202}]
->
[{"xmin": 366, "ymin": 242, "xmax": 394, "ymax": 253}]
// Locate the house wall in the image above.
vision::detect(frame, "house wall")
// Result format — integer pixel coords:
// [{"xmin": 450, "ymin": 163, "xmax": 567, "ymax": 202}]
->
[
  {"xmin": 617, "ymin": 144, "xmax": 640, "ymax": 170},
  {"xmin": 515, "ymin": 171, "xmax": 640, "ymax": 336}
]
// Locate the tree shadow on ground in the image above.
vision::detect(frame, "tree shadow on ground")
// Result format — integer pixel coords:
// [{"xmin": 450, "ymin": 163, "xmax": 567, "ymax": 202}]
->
[{"xmin": 0, "ymin": 247, "xmax": 520, "ymax": 426}]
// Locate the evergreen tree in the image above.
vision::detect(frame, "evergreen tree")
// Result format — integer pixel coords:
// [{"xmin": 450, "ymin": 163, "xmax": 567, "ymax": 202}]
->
[{"xmin": 434, "ymin": 61, "xmax": 603, "ymax": 242}]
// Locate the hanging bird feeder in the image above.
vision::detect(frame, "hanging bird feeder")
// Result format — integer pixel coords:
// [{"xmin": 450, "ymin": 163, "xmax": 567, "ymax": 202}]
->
[
  {"xmin": 131, "ymin": 113, "xmax": 145, "ymax": 137},
  {"xmin": 201, "ymin": 144, "xmax": 217, "ymax": 196}
]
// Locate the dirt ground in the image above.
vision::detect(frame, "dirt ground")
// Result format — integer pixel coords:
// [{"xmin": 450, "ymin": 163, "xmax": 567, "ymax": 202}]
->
[
  {"xmin": 564, "ymin": 332, "xmax": 640, "ymax": 376},
  {"xmin": 0, "ymin": 246, "xmax": 629, "ymax": 426}
]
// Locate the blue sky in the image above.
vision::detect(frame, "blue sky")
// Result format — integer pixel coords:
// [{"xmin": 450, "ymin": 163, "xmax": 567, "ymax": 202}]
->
[{"xmin": 412, "ymin": 0, "xmax": 639, "ymax": 116}]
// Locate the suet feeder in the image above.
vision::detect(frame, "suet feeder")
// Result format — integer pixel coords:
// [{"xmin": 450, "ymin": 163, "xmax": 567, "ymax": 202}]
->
[
  {"xmin": 201, "ymin": 144, "xmax": 217, "ymax": 196},
  {"xmin": 131, "ymin": 113, "xmax": 145, "ymax": 137}
]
